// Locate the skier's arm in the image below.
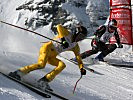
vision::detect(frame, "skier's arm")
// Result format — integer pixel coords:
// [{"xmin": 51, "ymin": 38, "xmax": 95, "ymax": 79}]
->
[
  {"xmin": 72, "ymin": 44, "xmax": 86, "ymax": 75},
  {"xmin": 114, "ymin": 31, "xmax": 120, "ymax": 44},
  {"xmin": 94, "ymin": 25, "xmax": 106, "ymax": 37},
  {"xmin": 56, "ymin": 24, "xmax": 69, "ymax": 38},
  {"xmin": 114, "ymin": 31, "xmax": 123, "ymax": 48}
]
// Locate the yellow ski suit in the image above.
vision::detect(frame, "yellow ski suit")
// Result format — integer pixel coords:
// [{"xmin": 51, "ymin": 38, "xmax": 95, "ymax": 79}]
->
[{"xmin": 19, "ymin": 24, "xmax": 84, "ymax": 82}]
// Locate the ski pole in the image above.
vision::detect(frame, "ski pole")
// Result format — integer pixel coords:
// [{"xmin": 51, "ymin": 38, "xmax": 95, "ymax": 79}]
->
[
  {"xmin": 0, "ymin": 20, "xmax": 62, "ymax": 44},
  {"xmin": 73, "ymin": 75, "xmax": 82, "ymax": 94}
]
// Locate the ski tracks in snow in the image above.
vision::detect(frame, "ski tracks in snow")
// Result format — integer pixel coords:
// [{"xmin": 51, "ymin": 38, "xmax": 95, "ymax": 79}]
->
[{"xmin": 0, "ymin": 87, "xmax": 37, "ymax": 100}]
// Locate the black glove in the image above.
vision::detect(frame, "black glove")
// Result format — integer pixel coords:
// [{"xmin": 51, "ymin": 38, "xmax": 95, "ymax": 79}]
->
[
  {"xmin": 61, "ymin": 37, "xmax": 69, "ymax": 48},
  {"xmin": 118, "ymin": 43, "xmax": 123, "ymax": 48},
  {"xmin": 62, "ymin": 41, "xmax": 69, "ymax": 48},
  {"xmin": 80, "ymin": 68, "xmax": 86, "ymax": 75}
]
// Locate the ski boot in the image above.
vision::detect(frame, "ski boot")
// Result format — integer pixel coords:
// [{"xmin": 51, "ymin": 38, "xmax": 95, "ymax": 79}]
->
[
  {"xmin": 95, "ymin": 53, "xmax": 104, "ymax": 62},
  {"xmin": 8, "ymin": 70, "xmax": 25, "ymax": 80},
  {"xmin": 37, "ymin": 76, "xmax": 53, "ymax": 91}
]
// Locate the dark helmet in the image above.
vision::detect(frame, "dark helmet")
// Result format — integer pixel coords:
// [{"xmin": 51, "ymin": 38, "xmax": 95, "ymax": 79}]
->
[
  {"xmin": 108, "ymin": 19, "xmax": 118, "ymax": 32},
  {"xmin": 108, "ymin": 19, "xmax": 117, "ymax": 29}
]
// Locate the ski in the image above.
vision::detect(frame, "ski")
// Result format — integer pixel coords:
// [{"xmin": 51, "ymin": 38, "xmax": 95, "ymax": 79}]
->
[
  {"xmin": 58, "ymin": 56, "xmax": 103, "ymax": 75},
  {"xmin": 45, "ymin": 89, "xmax": 69, "ymax": 100},
  {"xmin": 84, "ymin": 66, "xmax": 104, "ymax": 75},
  {"xmin": 106, "ymin": 62, "xmax": 133, "ymax": 68},
  {"xmin": 28, "ymin": 83, "xmax": 69, "ymax": 100},
  {"xmin": 0, "ymin": 72, "xmax": 51, "ymax": 98}
]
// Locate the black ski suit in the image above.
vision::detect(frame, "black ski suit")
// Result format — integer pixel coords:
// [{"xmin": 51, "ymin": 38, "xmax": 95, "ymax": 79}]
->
[{"xmin": 81, "ymin": 25, "xmax": 121, "ymax": 59}]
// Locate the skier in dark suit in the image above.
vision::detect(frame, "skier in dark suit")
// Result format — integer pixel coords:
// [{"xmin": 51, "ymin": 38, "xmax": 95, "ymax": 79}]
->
[{"xmin": 72, "ymin": 19, "xmax": 123, "ymax": 62}]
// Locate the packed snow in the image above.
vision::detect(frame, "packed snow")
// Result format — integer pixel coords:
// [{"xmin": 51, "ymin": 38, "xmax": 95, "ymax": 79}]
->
[{"xmin": 0, "ymin": 0, "xmax": 133, "ymax": 100}]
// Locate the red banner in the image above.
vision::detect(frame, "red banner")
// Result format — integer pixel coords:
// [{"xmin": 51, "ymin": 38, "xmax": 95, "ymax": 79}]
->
[
  {"xmin": 110, "ymin": 8, "xmax": 133, "ymax": 44},
  {"xmin": 110, "ymin": 0, "xmax": 131, "ymax": 6}
]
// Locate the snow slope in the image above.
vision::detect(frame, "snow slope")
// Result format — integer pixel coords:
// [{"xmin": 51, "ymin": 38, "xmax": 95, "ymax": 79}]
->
[
  {"xmin": 0, "ymin": 40, "xmax": 133, "ymax": 100},
  {"xmin": 0, "ymin": 0, "xmax": 133, "ymax": 100}
]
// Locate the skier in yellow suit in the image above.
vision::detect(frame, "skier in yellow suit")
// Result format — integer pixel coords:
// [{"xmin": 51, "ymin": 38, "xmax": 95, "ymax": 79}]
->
[{"xmin": 9, "ymin": 24, "xmax": 87, "ymax": 90}]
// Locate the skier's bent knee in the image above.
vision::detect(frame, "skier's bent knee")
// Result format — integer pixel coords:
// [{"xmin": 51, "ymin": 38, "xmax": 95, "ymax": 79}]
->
[{"xmin": 38, "ymin": 62, "xmax": 45, "ymax": 69}]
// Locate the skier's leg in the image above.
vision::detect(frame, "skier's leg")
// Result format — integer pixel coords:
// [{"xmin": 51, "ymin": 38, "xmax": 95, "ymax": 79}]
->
[
  {"xmin": 44, "ymin": 58, "xmax": 66, "ymax": 82},
  {"xmin": 95, "ymin": 44, "xmax": 117, "ymax": 61},
  {"xmin": 101, "ymin": 44, "xmax": 117, "ymax": 57},
  {"xmin": 81, "ymin": 49, "xmax": 99, "ymax": 59},
  {"xmin": 9, "ymin": 42, "xmax": 53, "ymax": 79},
  {"xmin": 107, "ymin": 44, "xmax": 117, "ymax": 53},
  {"xmin": 95, "ymin": 43, "xmax": 108, "ymax": 61},
  {"xmin": 37, "ymin": 57, "xmax": 66, "ymax": 90},
  {"xmin": 71, "ymin": 49, "xmax": 98, "ymax": 62},
  {"xmin": 81, "ymin": 38, "xmax": 101, "ymax": 59},
  {"xmin": 95, "ymin": 52, "xmax": 104, "ymax": 61},
  {"xmin": 19, "ymin": 42, "xmax": 53, "ymax": 74}
]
